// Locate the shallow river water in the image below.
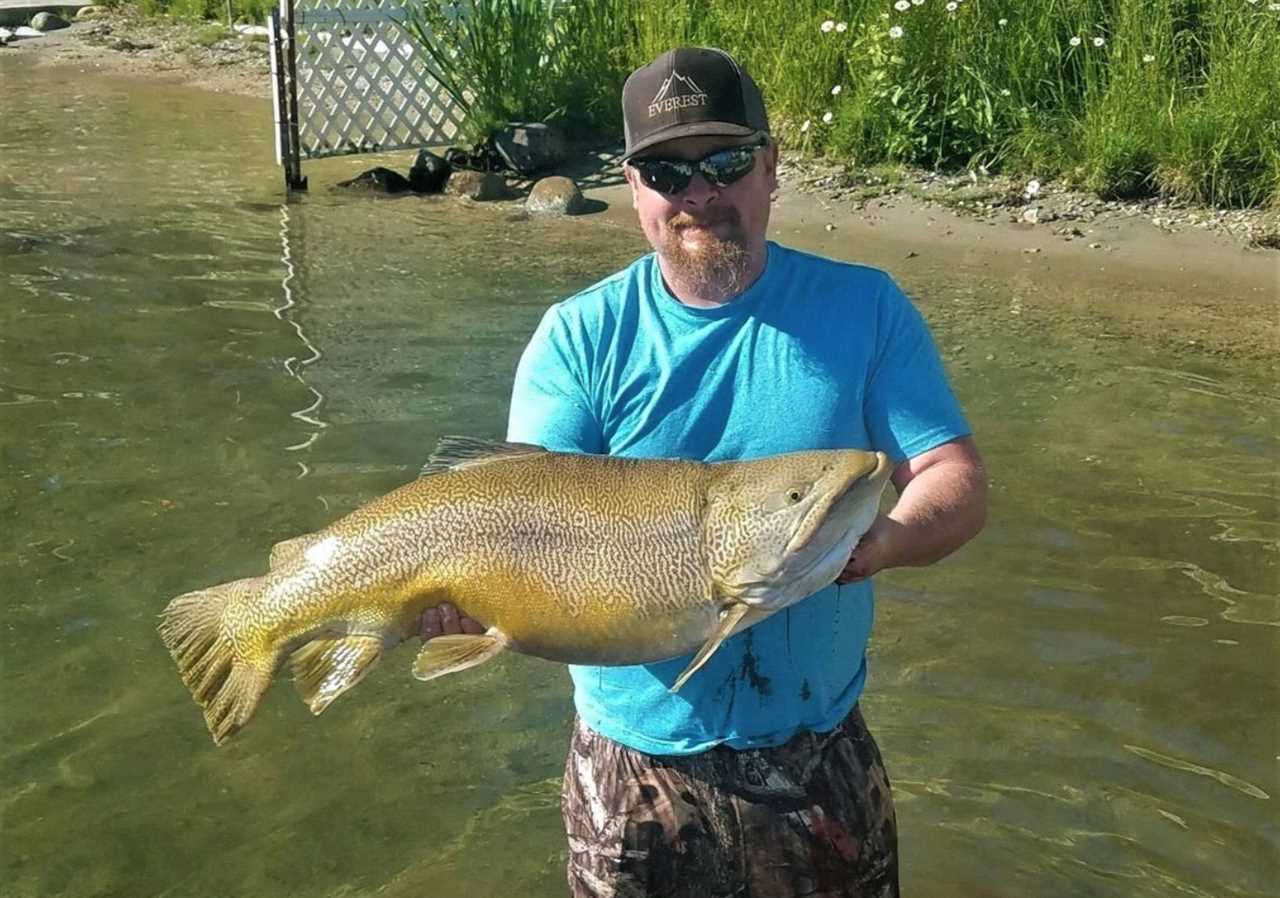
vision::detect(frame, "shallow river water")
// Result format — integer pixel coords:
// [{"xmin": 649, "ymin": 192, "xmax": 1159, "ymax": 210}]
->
[{"xmin": 2, "ymin": 64, "xmax": 1276, "ymax": 898}]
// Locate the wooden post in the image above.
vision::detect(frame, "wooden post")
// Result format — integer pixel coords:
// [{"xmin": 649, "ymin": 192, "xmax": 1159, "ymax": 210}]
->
[{"xmin": 283, "ymin": 0, "xmax": 307, "ymax": 191}]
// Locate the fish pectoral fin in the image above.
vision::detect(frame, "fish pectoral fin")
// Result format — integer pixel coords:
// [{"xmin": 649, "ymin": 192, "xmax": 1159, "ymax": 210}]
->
[
  {"xmin": 412, "ymin": 631, "xmax": 506, "ymax": 682},
  {"xmin": 290, "ymin": 634, "xmax": 385, "ymax": 715},
  {"xmin": 670, "ymin": 603, "xmax": 753, "ymax": 694}
]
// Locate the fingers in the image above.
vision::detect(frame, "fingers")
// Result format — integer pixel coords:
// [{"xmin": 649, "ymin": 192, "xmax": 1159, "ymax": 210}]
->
[
  {"xmin": 420, "ymin": 606, "xmax": 442, "ymax": 640},
  {"xmin": 835, "ymin": 553, "xmax": 865, "ymax": 585},
  {"xmin": 440, "ymin": 602, "xmax": 462, "ymax": 635},
  {"xmin": 419, "ymin": 603, "xmax": 485, "ymax": 641}
]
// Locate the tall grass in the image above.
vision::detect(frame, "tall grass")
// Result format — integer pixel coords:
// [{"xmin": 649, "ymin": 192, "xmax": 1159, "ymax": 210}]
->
[
  {"xmin": 402, "ymin": 0, "xmax": 635, "ymax": 142},
  {"xmin": 608, "ymin": 0, "xmax": 1278, "ymax": 206},
  {"xmin": 136, "ymin": 0, "xmax": 1280, "ymax": 206}
]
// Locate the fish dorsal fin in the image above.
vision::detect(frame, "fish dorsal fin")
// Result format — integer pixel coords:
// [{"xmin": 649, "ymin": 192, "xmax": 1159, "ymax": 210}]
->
[
  {"xmin": 290, "ymin": 634, "xmax": 384, "ymax": 715},
  {"xmin": 419, "ymin": 436, "xmax": 546, "ymax": 477}
]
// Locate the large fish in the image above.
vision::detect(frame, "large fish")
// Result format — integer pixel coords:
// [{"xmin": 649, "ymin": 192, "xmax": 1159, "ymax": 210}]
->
[{"xmin": 159, "ymin": 437, "xmax": 892, "ymax": 745}]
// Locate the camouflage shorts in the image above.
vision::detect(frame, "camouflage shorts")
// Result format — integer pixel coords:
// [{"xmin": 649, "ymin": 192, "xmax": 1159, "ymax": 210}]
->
[{"xmin": 561, "ymin": 705, "xmax": 899, "ymax": 898}]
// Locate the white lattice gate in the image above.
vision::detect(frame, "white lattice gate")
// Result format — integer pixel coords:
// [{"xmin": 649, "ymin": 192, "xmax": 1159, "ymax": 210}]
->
[{"xmin": 269, "ymin": 0, "xmax": 469, "ymax": 191}]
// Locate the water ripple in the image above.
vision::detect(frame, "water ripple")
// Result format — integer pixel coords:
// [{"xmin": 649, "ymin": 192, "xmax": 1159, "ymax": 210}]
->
[{"xmin": 1123, "ymin": 744, "xmax": 1270, "ymax": 799}]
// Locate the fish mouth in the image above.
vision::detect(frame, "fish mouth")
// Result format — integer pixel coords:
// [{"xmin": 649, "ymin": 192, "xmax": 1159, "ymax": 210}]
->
[{"xmin": 784, "ymin": 451, "xmax": 892, "ymax": 559}]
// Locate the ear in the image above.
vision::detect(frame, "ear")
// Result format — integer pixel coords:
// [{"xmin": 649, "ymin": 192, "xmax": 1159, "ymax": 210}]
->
[
  {"xmin": 762, "ymin": 141, "xmax": 780, "ymax": 192},
  {"xmin": 623, "ymin": 164, "xmax": 642, "ymax": 210}
]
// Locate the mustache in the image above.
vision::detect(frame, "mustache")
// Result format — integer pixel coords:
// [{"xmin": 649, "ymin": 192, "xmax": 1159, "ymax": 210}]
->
[{"xmin": 669, "ymin": 209, "xmax": 742, "ymax": 230}]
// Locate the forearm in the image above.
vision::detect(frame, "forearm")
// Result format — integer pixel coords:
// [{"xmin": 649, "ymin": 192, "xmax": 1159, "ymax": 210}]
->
[
  {"xmin": 838, "ymin": 437, "xmax": 987, "ymax": 582},
  {"xmin": 879, "ymin": 457, "xmax": 987, "ymax": 569}
]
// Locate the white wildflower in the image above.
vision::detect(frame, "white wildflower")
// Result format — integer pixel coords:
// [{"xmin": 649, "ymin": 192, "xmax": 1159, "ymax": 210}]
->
[
  {"xmin": 831, "ymin": 84, "xmax": 843, "ymax": 95},
  {"xmin": 1093, "ymin": 36, "xmax": 1106, "ymax": 47},
  {"xmin": 945, "ymin": 1, "xmax": 957, "ymax": 10},
  {"xmin": 800, "ymin": 119, "xmax": 811, "ymax": 133},
  {"xmin": 1069, "ymin": 36, "xmax": 1082, "ymax": 47},
  {"xmin": 821, "ymin": 19, "xmax": 835, "ymax": 32},
  {"xmin": 822, "ymin": 111, "xmax": 834, "ymax": 124},
  {"xmin": 836, "ymin": 21, "xmax": 848, "ymax": 32},
  {"xmin": 889, "ymin": 25, "xmax": 904, "ymax": 38},
  {"xmin": 1025, "ymin": 178, "xmax": 1041, "ymax": 197},
  {"xmin": 1000, "ymin": 88, "xmax": 1011, "ymax": 96},
  {"xmin": 998, "ymin": 17, "xmax": 1008, "ymax": 26},
  {"xmin": 895, "ymin": 0, "xmax": 911, "ymax": 10},
  {"xmin": 1143, "ymin": 53, "xmax": 1156, "ymax": 62},
  {"xmin": 912, "ymin": 0, "xmax": 925, "ymax": 5}
]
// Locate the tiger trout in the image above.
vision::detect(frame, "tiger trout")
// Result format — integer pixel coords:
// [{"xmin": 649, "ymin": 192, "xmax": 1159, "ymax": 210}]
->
[{"xmin": 159, "ymin": 437, "xmax": 892, "ymax": 745}]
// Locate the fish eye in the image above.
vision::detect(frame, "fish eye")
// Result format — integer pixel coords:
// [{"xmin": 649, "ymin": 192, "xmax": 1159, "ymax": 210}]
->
[{"xmin": 786, "ymin": 488, "xmax": 803, "ymax": 503}]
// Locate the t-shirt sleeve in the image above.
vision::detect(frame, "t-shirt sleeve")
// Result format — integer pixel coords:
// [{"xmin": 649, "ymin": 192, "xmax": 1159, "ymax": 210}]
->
[
  {"xmin": 863, "ymin": 275, "xmax": 971, "ymax": 463},
  {"xmin": 506, "ymin": 305, "xmax": 605, "ymax": 453}
]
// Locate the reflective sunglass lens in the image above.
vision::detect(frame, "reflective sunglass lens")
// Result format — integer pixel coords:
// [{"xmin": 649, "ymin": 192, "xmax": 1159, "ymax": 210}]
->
[
  {"xmin": 703, "ymin": 148, "xmax": 756, "ymax": 187},
  {"xmin": 637, "ymin": 162, "xmax": 692, "ymax": 195},
  {"xmin": 632, "ymin": 141, "xmax": 763, "ymax": 195}
]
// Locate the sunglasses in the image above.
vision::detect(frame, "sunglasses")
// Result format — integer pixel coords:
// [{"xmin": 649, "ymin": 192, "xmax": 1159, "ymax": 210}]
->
[{"xmin": 628, "ymin": 138, "xmax": 768, "ymax": 196}]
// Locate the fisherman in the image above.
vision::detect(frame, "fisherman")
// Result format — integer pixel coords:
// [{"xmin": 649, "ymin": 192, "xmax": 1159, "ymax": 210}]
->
[{"xmin": 422, "ymin": 47, "xmax": 987, "ymax": 898}]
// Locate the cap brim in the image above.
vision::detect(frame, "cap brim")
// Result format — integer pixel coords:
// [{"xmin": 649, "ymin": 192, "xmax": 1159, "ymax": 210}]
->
[{"xmin": 622, "ymin": 121, "xmax": 762, "ymax": 161}]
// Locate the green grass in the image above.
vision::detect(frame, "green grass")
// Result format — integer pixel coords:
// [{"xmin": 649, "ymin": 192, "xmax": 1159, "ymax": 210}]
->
[{"xmin": 130, "ymin": 0, "xmax": 1280, "ymax": 207}]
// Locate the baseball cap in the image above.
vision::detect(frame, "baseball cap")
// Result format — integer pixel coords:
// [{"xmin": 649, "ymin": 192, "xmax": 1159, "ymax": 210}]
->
[{"xmin": 621, "ymin": 47, "xmax": 770, "ymax": 161}]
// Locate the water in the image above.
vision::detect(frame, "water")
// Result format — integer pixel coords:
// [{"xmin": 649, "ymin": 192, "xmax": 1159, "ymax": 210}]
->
[{"xmin": 2, "ymin": 64, "xmax": 1276, "ymax": 898}]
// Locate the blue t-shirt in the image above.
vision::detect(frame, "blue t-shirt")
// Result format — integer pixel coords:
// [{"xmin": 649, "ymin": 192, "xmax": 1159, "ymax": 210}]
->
[{"xmin": 506, "ymin": 242, "xmax": 969, "ymax": 755}]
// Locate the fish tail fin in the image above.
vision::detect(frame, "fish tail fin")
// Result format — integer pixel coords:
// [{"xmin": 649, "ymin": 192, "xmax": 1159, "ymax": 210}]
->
[{"xmin": 157, "ymin": 578, "xmax": 273, "ymax": 746}]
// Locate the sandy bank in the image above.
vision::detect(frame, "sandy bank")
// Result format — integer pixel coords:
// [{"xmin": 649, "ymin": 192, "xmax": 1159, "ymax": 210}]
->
[{"xmin": 7, "ymin": 9, "xmax": 1277, "ymax": 364}]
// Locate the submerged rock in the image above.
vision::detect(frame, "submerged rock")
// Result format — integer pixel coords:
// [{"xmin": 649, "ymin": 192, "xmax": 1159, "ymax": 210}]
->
[
  {"xmin": 526, "ymin": 176, "xmax": 585, "ymax": 215},
  {"xmin": 336, "ymin": 167, "xmax": 412, "ymax": 195},
  {"xmin": 493, "ymin": 123, "xmax": 566, "ymax": 176},
  {"xmin": 445, "ymin": 170, "xmax": 507, "ymax": 201},
  {"xmin": 408, "ymin": 149, "xmax": 450, "ymax": 194},
  {"xmin": 30, "ymin": 12, "xmax": 70, "ymax": 31}
]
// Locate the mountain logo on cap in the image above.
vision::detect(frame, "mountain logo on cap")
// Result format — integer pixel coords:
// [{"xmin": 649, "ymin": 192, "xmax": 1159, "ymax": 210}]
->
[{"xmin": 648, "ymin": 70, "xmax": 708, "ymax": 118}]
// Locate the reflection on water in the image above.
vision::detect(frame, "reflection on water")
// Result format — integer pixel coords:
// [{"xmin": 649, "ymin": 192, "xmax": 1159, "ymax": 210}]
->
[{"xmin": 2, "ymin": 63, "xmax": 1276, "ymax": 898}]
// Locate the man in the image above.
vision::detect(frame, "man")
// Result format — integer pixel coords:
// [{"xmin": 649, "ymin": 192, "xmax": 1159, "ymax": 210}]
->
[{"xmin": 423, "ymin": 47, "xmax": 986, "ymax": 898}]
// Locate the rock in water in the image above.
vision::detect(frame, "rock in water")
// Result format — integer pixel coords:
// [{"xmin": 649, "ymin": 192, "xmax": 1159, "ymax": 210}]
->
[
  {"xmin": 526, "ymin": 176, "xmax": 585, "ymax": 215},
  {"xmin": 336, "ymin": 167, "xmax": 412, "ymax": 195},
  {"xmin": 445, "ymin": 170, "xmax": 507, "ymax": 201}
]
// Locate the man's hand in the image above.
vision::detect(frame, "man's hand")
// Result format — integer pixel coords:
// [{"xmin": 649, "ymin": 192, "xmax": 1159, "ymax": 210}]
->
[
  {"xmin": 419, "ymin": 603, "xmax": 486, "ymax": 640},
  {"xmin": 836, "ymin": 514, "xmax": 903, "ymax": 584},
  {"xmin": 835, "ymin": 436, "xmax": 987, "ymax": 585}
]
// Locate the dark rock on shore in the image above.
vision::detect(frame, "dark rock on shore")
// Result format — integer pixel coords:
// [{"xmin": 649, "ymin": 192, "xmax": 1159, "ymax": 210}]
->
[
  {"xmin": 408, "ymin": 149, "xmax": 450, "ymax": 194},
  {"xmin": 493, "ymin": 123, "xmax": 566, "ymax": 176},
  {"xmin": 30, "ymin": 12, "xmax": 70, "ymax": 31}
]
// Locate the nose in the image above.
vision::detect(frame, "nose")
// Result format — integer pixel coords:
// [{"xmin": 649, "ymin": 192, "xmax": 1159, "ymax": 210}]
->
[{"xmin": 679, "ymin": 172, "xmax": 720, "ymax": 208}]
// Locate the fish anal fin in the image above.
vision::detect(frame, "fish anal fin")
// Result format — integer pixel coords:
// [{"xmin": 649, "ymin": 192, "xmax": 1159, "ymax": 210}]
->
[
  {"xmin": 670, "ymin": 603, "xmax": 753, "ymax": 694},
  {"xmin": 290, "ymin": 634, "xmax": 385, "ymax": 715},
  {"xmin": 419, "ymin": 436, "xmax": 546, "ymax": 477},
  {"xmin": 412, "ymin": 631, "xmax": 506, "ymax": 681}
]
